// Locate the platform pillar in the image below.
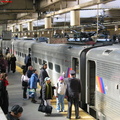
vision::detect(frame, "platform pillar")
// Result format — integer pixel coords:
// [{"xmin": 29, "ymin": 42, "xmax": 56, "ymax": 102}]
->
[
  {"xmin": 45, "ymin": 17, "xmax": 52, "ymax": 29},
  {"xmin": 18, "ymin": 24, "xmax": 23, "ymax": 32},
  {"xmin": 28, "ymin": 21, "xmax": 33, "ymax": 31},
  {"xmin": 12, "ymin": 26, "xmax": 15, "ymax": 32},
  {"xmin": 70, "ymin": 10, "xmax": 80, "ymax": 26}
]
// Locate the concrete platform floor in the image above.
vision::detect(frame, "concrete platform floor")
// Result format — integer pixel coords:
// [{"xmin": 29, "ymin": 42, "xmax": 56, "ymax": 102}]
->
[{"xmin": 6, "ymin": 66, "xmax": 96, "ymax": 120}]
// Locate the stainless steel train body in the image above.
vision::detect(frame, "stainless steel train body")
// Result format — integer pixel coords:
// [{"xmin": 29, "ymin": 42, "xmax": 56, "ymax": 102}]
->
[
  {"xmin": 31, "ymin": 43, "xmax": 83, "ymax": 84},
  {"xmin": 1, "ymin": 39, "xmax": 120, "ymax": 120},
  {"xmin": 14, "ymin": 40, "xmax": 35, "ymax": 66},
  {"xmin": 1, "ymin": 40, "xmax": 13, "ymax": 54},
  {"xmin": 86, "ymin": 45, "xmax": 120, "ymax": 120}
]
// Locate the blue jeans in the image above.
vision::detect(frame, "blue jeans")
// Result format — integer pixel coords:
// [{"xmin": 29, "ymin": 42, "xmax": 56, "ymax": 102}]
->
[{"xmin": 56, "ymin": 94, "xmax": 65, "ymax": 111}]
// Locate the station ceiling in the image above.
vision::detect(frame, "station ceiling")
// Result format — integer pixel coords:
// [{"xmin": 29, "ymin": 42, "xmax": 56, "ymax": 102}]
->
[{"xmin": 0, "ymin": 0, "xmax": 120, "ymax": 28}]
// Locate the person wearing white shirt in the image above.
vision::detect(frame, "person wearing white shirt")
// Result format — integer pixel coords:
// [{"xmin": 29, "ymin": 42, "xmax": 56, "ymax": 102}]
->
[
  {"xmin": 21, "ymin": 71, "xmax": 29, "ymax": 99},
  {"xmin": 55, "ymin": 76, "xmax": 66, "ymax": 112}
]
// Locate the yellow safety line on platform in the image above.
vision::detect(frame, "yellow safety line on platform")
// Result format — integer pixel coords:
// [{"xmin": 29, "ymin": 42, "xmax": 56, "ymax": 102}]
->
[
  {"xmin": 16, "ymin": 66, "xmax": 96, "ymax": 120},
  {"xmin": 51, "ymin": 98, "xmax": 96, "ymax": 120},
  {"xmin": 16, "ymin": 66, "xmax": 23, "ymax": 74}
]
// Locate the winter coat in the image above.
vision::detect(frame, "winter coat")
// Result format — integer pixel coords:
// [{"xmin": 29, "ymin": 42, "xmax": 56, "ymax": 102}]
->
[
  {"xmin": 65, "ymin": 77, "xmax": 82, "ymax": 99},
  {"xmin": 29, "ymin": 73, "xmax": 39, "ymax": 89},
  {"xmin": 6, "ymin": 112, "xmax": 19, "ymax": 120},
  {"xmin": 42, "ymin": 82, "xmax": 53, "ymax": 100},
  {"xmin": 0, "ymin": 79, "xmax": 9, "ymax": 114},
  {"xmin": 27, "ymin": 70, "xmax": 33, "ymax": 78},
  {"xmin": 55, "ymin": 81, "xmax": 66, "ymax": 95},
  {"xmin": 39, "ymin": 68, "xmax": 49, "ymax": 86},
  {"xmin": 10, "ymin": 56, "xmax": 16, "ymax": 72}
]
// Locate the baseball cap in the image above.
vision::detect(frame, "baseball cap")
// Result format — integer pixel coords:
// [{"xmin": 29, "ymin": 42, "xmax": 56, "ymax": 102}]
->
[{"xmin": 44, "ymin": 77, "xmax": 50, "ymax": 81}]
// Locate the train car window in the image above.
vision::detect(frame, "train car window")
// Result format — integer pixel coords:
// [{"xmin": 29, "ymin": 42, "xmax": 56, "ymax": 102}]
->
[
  {"xmin": 22, "ymin": 53, "xmax": 24, "ymax": 57},
  {"xmin": 20, "ymin": 52, "xmax": 21, "ymax": 57},
  {"xmin": 55, "ymin": 64, "xmax": 60, "ymax": 73},
  {"xmin": 72, "ymin": 58, "xmax": 79, "ymax": 74},
  {"xmin": 34, "ymin": 57, "xmax": 37, "ymax": 63},
  {"xmin": 29, "ymin": 48, "xmax": 31, "ymax": 53},
  {"xmin": 43, "ymin": 60, "xmax": 47, "ymax": 64},
  {"xmin": 38, "ymin": 59, "xmax": 42, "ymax": 65},
  {"xmin": 25, "ymin": 54, "xmax": 26, "ymax": 57},
  {"xmin": 49, "ymin": 62, "xmax": 53, "ymax": 70}
]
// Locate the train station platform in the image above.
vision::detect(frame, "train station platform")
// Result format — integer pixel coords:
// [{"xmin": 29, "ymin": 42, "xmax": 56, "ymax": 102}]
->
[{"xmin": 4, "ymin": 66, "xmax": 96, "ymax": 120}]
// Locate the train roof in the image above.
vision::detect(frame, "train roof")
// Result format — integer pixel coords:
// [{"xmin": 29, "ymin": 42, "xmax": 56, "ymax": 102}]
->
[
  {"xmin": 87, "ymin": 44, "xmax": 120, "ymax": 63},
  {"xmin": 32, "ymin": 42, "xmax": 92, "ymax": 56}
]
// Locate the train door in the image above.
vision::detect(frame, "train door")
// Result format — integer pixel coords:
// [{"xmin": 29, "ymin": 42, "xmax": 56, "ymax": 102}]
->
[
  {"xmin": 86, "ymin": 60, "xmax": 96, "ymax": 117},
  {"xmin": 72, "ymin": 57, "xmax": 79, "ymax": 78}
]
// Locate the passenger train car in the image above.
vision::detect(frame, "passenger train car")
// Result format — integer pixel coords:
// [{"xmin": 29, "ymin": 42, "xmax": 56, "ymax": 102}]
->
[{"xmin": 0, "ymin": 39, "xmax": 120, "ymax": 120}]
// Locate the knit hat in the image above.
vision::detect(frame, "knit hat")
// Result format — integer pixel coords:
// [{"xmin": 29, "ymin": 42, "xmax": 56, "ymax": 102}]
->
[
  {"xmin": 58, "ymin": 76, "xmax": 64, "ymax": 81},
  {"xmin": 44, "ymin": 77, "xmax": 50, "ymax": 81}
]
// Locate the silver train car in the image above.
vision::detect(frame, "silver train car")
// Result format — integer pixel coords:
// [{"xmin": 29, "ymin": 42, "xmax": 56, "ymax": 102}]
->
[
  {"xmin": 1, "ymin": 39, "xmax": 120, "ymax": 120},
  {"xmin": 86, "ymin": 45, "xmax": 120, "ymax": 120}
]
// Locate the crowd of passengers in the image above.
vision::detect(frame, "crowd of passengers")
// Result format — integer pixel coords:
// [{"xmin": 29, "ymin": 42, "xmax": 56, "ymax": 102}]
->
[
  {"xmin": 0, "ymin": 52, "xmax": 17, "ymax": 120},
  {"xmin": 0, "ymin": 53, "xmax": 82, "ymax": 120}
]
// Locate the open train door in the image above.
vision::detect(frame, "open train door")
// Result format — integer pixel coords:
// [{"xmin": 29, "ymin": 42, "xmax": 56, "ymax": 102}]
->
[
  {"xmin": 86, "ymin": 60, "xmax": 96, "ymax": 118},
  {"xmin": 80, "ymin": 47, "xmax": 96, "ymax": 112}
]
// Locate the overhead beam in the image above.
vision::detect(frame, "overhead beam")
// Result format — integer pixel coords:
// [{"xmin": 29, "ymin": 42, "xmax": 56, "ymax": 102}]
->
[
  {"xmin": 39, "ymin": 0, "xmax": 76, "ymax": 10},
  {"xmin": 0, "ymin": 14, "xmax": 16, "ymax": 20},
  {"xmin": 0, "ymin": 10, "xmax": 34, "ymax": 13},
  {"xmin": 17, "ymin": 13, "xmax": 38, "ymax": 20},
  {"xmin": 45, "ymin": 0, "xmax": 115, "ymax": 17},
  {"xmin": 0, "ymin": 0, "xmax": 34, "ymax": 11}
]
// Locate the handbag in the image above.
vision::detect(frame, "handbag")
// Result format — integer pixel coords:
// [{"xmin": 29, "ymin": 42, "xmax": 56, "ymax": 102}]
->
[
  {"xmin": 45, "ymin": 105, "xmax": 52, "ymax": 114},
  {"xmin": 22, "ymin": 81, "xmax": 28, "ymax": 87},
  {"xmin": 38, "ymin": 103, "xmax": 46, "ymax": 112},
  {"xmin": 38, "ymin": 102, "xmax": 52, "ymax": 113}
]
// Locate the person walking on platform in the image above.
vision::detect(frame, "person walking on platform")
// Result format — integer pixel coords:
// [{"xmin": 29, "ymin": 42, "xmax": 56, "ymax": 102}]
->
[
  {"xmin": 10, "ymin": 54, "xmax": 16, "ymax": 73},
  {"xmin": 29, "ymin": 69, "xmax": 39, "ymax": 103},
  {"xmin": 6, "ymin": 105, "xmax": 23, "ymax": 120},
  {"xmin": 55, "ymin": 76, "xmax": 66, "ymax": 113},
  {"xmin": 42, "ymin": 77, "xmax": 53, "ymax": 115},
  {"xmin": 0, "ymin": 73, "xmax": 9, "ymax": 115},
  {"xmin": 26, "ymin": 66, "xmax": 33, "ymax": 99},
  {"xmin": 65, "ymin": 70, "xmax": 82, "ymax": 119},
  {"xmin": 6, "ymin": 53, "xmax": 11, "ymax": 73},
  {"xmin": 39, "ymin": 63, "xmax": 49, "ymax": 99},
  {"xmin": 21, "ymin": 70, "xmax": 29, "ymax": 99}
]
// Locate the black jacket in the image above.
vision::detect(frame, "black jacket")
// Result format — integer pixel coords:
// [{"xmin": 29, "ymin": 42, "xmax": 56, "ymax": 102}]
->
[
  {"xmin": 27, "ymin": 70, "xmax": 33, "ymax": 78},
  {"xmin": 6, "ymin": 112, "xmax": 19, "ymax": 120},
  {"xmin": 65, "ymin": 77, "xmax": 82, "ymax": 99},
  {"xmin": 39, "ymin": 68, "xmax": 49, "ymax": 86}
]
